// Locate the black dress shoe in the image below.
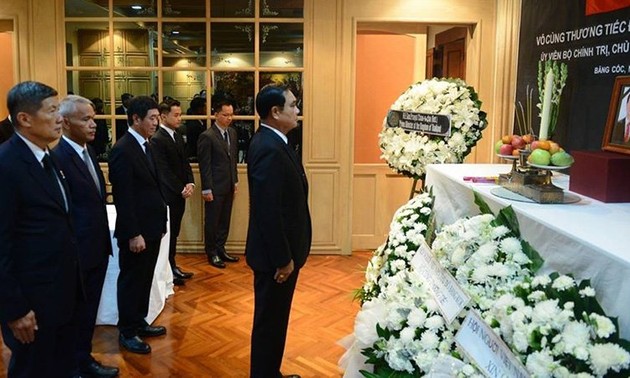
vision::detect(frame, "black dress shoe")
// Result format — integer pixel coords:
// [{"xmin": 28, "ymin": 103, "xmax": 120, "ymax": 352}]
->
[
  {"xmin": 119, "ymin": 335, "xmax": 151, "ymax": 354},
  {"xmin": 219, "ymin": 252, "xmax": 240, "ymax": 263},
  {"xmin": 137, "ymin": 324, "xmax": 166, "ymax": 337},
  {"xmin": 173, "ymin": 266, "xmax": 193, "ymax": 279},
  {"xmin": 173, "ymin": 277, "xmax": 185, "ymax": 286},
  {"xmin": 80, "ymin": 360, "xmax": 119, "ymax": 377},
  {"xmin": 209, "ymin": 255, "xmax": 226, "ymax": 268}
]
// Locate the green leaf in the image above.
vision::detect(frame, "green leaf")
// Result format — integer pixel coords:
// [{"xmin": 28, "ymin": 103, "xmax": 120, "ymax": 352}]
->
[
  {"xmin": 474, "ymin": 192, "xmax": 494, "ymax": 215},
  {"xmin": 521, "ymin": 241, "xmax": 544, "ymax": 272},
  {"xmin": 496, "ymin": 205, "xmax": 520, "ymax": 238}
]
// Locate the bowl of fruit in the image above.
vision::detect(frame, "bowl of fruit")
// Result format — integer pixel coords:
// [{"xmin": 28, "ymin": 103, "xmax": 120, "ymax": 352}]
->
[
  {"xmin": 527, "ymin": 140, "xmax": 574, "ymax": 170},
  {"xmin": 495, "ymin": 135, "xmax": 574, "ymax": 170}
]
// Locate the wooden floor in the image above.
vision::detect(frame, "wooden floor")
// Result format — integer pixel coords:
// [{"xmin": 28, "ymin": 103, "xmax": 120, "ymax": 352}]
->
[{"xmin": 0, "ymin": 252, "xmax": 371, "ymax": 377}]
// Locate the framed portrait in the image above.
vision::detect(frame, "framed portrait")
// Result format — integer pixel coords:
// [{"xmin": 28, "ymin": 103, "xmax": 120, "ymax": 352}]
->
[{"xmin": 602, "ymin": 75, "xmax": 630, "ymax": 155}]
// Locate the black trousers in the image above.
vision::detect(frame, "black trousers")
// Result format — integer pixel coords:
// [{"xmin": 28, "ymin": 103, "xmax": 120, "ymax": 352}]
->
[
  {"xmin": 250, "ymin": 269, "xmax": 299, "ymax": 378},
  {"xmin": 117, "ymin": 238, "xmax": 161, "ymax": 337},
  {"xmin": 75, "ymin": 258, "xmax": 108, "ymax": 369},
  {"xmin": 168, "ymin": 197, "xmax": 186, "ymax": 269},
  {"xmin": 1, "ymin": 315, "xmax": 78, "ymax": 378},
  {"xmin": 204, "ymin": 192, "xmax": 234, "ymax": 257}
]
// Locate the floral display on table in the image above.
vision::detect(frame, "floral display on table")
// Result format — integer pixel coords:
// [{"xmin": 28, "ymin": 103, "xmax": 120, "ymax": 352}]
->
[
  {"xmin": 341, "ymin": 193, "xmax": 630, "ymax": 377},
  {"xmin": 486, "ymin": 273, "xmax": 630, "ymax": 377},
  {"xmin": 378, "ymin": 78, "xmax": 487, "ymax": 180}
]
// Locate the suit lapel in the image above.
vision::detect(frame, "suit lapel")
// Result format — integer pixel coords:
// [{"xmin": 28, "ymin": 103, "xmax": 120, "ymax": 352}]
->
[
  {"xmin": 87, "ymin": 145, "xmax": 107, "ymax": 197},
  {"xmin": 13, "ymin": 137, "xmax": 67, "ymax": 211},
  {"xmin": 211, "ymin": 124, "xmax": 230, "ymax": 156},
  {"xmin": 261, "ymin": 127, "xmax": 308, "ymax": 193}
]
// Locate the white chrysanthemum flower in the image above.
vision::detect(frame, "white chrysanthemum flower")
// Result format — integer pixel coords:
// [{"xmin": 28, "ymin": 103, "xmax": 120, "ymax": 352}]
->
[
  {"xmin": 552, "ymin": 275, "xmax": 575, "ymax": 291},
  {"xmin": 526, "ymin": 350, "xmax": 556, "ymax": 378},
  {"xmin": 407, "ymin": 307, "xmax": 427, "ymax": 328},
  {"xmin": 419, "ymin": 330, "xmax": 439, "ymax": 350},
  {"xmin": 579, "ymin": 287, "xmax": 596, "ymax": 297},
  {"xmin": 499, "ymin": 237, "xmax": 522, "ymax": 255},
  {"xmin": 399, "ymin": 326, "xmax": 416, "ymax": 344},
  {"xmin": 531, "ymin": 275, "xmax": 552, "ymax": 287},
  {"xmin": 589, "ymin": 313, "xmax": 616, "ymax": 338},
  {"xmin": 425, "ymin": 315, "xmax": 444, "ymax": 330},
  {"xmin": 589, "ymin": 343, "xmax": 630, "ymax": 376}
]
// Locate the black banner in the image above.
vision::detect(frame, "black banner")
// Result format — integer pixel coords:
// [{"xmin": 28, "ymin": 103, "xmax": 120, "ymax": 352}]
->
[
  {"xmin": 386, "ymin": 110, "xmax": 451, "ymax": 137},
  {"xmin": 516, "ymin": 0, "xmax": 630, "ymax": 151}
]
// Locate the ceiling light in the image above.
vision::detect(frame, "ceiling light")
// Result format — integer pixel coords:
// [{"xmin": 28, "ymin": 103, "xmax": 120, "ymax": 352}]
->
[
  {"xmin": 131, "ymin": 5, "xmax": 143, "ymax": 10},
  {"xmin": 171, "ymin": 30, "xmax": 180, "ymax": 35}
]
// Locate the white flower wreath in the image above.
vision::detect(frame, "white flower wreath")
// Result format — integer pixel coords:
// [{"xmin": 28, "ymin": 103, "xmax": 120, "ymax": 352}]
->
[{"xmin": 379, "ymin": 78, "xmax": 487, "ymax": 179}]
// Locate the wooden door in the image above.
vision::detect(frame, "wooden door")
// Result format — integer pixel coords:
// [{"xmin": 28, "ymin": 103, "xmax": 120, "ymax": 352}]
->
[{"xmin": 443, "ymin": 39, "xmax": 465, "ymax": 80}]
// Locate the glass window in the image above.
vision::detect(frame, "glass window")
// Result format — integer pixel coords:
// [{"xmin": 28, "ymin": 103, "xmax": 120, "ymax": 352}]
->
[
  {"xmin": 162, "ymin": 0, "xmax": 205, "ymax": 18},
  {"xmin": 259, "ymin": 72, "xmax": 303, "ymax": 115},
  {"xmin": 162, "ymin": 23, "xmax": 206, "ymax": 66},
  {"xmin": 112, "ymin": 0, "xmax": 156, "ymax": 17},
  {"xmin": 262, "ymin": 0, "xmax": 304, "ymax": 18},
  {"xmin": 211, "ymin": 72, "xmax": 255, "ymax": 116},
  {"xmin": 65, "ymin": 0, "xmax": 109, "ymax": 18},
  {"xmin": 210, "ymin": 0, "xmax": 254, "ymax": 18},
  {"xmin": 211, "ymin": 23, "xmax": 255, "ymax": 68},
  {"xmin": 65, "ymin": 0, "xmax": 304, "ymax": 162},
  {"xmin": 260, "ymin": 23, "xmax": 303, "ymax": 68}
]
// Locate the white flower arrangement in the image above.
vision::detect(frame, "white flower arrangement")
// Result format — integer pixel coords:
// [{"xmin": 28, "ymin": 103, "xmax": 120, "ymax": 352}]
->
[
  {"xmin": 342, "ymin": 193, "xmax": 630, "ymax": 378},
  {"xmin": 485, "ymin": 273, "xmax": 630, "ymax": 377},
  {"xmin": 379, "ymin": 78, "xmax": 487, "ymax": 179}
]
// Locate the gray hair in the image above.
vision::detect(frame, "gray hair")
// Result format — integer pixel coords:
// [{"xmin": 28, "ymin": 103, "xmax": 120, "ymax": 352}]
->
[{"xmin": 59, "ymin": 94, "xmax": 94, "ymax": 117}]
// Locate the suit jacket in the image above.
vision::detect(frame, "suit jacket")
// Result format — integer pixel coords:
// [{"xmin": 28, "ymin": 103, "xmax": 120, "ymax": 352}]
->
[
  {"xmin": 52, "ymin": 138, "xmax": 112, "ymax": 270},
  {"xmin": 0, "ymin": 117, "xmax": 13, "ymax": 144},
  {"xmin": 245, "ymin": 126, "xmax": 312, "ymax": 272},
  {"xmin": 185, "ymin": 119, "xmax": 206, "ymax": 159},
  {"xmin": 115, "ymin": 106, "xmax": 128, "ymax": 141},
  {"xmin": 108, "ymin": 132, "xmax": 167, "ymax": 241},
  {"xmin": 151, "ymin": 126, "xmax": 194, "ymax": 205},
  {"xmin": 197, "ymin": 124, "xmax": 238, "ymax": 196},
  {"xmin": 611, "ymin": 118, "xmax": 630, "ymax": 145},
  {"xmin": 0, "ymin": 134, "xmax": 80, "ymax": 327}
]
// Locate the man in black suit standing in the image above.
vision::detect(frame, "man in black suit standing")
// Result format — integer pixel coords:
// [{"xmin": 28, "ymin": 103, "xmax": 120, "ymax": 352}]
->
[
  {"xmin": 53, "ymin": 95, "xmax": 119, "ymax": 377},
  {"xmin": 151, "ymin": 99, "xmax": 195, "ymax": 286},
  {"xmin": 115, "ymin": 93, "xmax": 133, "ymax": 142},
  {"xmin": 246, "ymin": 85, "xmax": 311, "ymax": 378},
  {"xmin": 108, "ymin": 95, "xmax": 168, "ymax": 354},
  {"xmin": 0, "ymin": 115, "xmax": 13, "ymax": 143},
  {"xmin": 0, "ymin": 81, "xmax": 82, "ymax": 377},
  {"xmin": 198, "ymin": 98, "xmax": 240, "ymax": 268},
  {"xmin": 185, "ymin": 96, "xmax": 207, "ymax": 160}
]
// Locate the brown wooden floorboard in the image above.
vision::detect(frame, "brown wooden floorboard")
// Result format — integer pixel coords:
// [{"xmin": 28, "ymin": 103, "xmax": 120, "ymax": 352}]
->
[{"xmin": 0, "ymin": 252, "xmax": 371, "ymax": 377}]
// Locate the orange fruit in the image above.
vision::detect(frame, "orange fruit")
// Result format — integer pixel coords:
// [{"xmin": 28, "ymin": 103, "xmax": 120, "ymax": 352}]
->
[{"xmin": 537, "ymin": 140, "xmax": 551, "ymax": 150}]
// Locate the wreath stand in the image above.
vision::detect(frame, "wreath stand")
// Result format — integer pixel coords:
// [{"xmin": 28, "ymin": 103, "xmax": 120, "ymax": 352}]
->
[{"xmin": 409, "ymin": 177, "xmax": 424, "ymax": 200}]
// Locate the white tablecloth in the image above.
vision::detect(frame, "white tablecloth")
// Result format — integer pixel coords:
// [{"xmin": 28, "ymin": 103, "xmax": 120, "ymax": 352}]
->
[
  {"xmin": 96, "ymin": 205, "xmax": 174, "ymax": 325},
  {"xmin": 425, "ymin": 163, "xmax": 630, "ymax": 338}
]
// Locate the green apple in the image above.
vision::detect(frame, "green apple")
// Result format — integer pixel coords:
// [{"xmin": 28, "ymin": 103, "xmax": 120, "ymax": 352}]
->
[
  {"xmin": 528, "ymin": 148, "xmax": 551, "ymax": 166},
  {"xmin": 495, "ymin": 140, "xmax": 505, "ymax": 154},
  {"xmin": 550, "ymin": 151, "xmax": 574, "ymax": 167}
]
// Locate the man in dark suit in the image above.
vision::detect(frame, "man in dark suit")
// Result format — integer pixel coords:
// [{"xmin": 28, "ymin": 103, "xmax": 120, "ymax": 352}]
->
[
  {"xmin": 151, "ymin": 99, "xmax": 195, "ymax": 286},
  {"xmin": 89, "ymin": 97, "xmax": 110, "ymax": 159},
  {"xmin": 115, "ymin": 93, "xmax": 133, "ymax": 142},
  {"xmin": 198, "ymin": 99, "xmax": 240, "ymax": 268},
  {"xmin": 185, "ymin": 96, "xmax": 207, "ymax": 160},
  {"xmin": 53, "ymin": 95, "xmax": 119, "ymax": 377},
  {"xmin": 611, "ymin": 93, "xmax": 630, "ymax": 146},
  {"xmin": 0, "ymin": 81, "xmax": 82, "ymax": 377},
  {"xmin": 0, "ymin": 115, "xmax": 13, "ymax": 143},
  {"xmin": 108, "ymin": 96, "xmax": 168, "ymax": 354},
  {"xmin": 246, "ymin": 85, "xmax": 311, "ymax": 378}
]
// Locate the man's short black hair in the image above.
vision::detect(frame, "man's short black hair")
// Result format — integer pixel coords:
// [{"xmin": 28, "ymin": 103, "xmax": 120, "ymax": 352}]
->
[
  {"xmin": 127, "ymin": 96, "xmax": 158, "ymax": 125},
  {"xmin": 7, "ymin": 81, "xmax": 58, "ymax": 128},
  {"xmin": 255, "ymin": 84, "xmax": 288, "ymax": 119},
  {"xmin": 159, "ymin": 99, "xmax": 181, "ymax": 115}
]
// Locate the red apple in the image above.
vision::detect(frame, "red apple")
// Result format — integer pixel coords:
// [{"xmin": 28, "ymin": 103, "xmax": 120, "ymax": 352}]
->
[
  {"xmin": 511, "ymin": 135, "xmax": 526, "ymax": 149},
  {"xmin": 499, "ymin": 144, "xmax": 514, "ymax": 156},
  {"xmin": 531, "ymin": 140, "xmax": 541, "ymax": 151}
]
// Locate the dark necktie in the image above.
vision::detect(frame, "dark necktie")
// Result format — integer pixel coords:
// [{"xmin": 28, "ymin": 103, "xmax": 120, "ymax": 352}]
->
[
  {"xmin": 82, "ymin": 148, "xmax": 102, "ymax": 196},
  {"xmin": 144, "ymin": 141, "xmax": 156, "ymax": 173},
  {"xmin": 42, "ymin": 154, "xmax": 68, "ymax": 210},
  {"xmin": 223, "ymin": 131, "xmax": 230, "ymax": 155}
]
